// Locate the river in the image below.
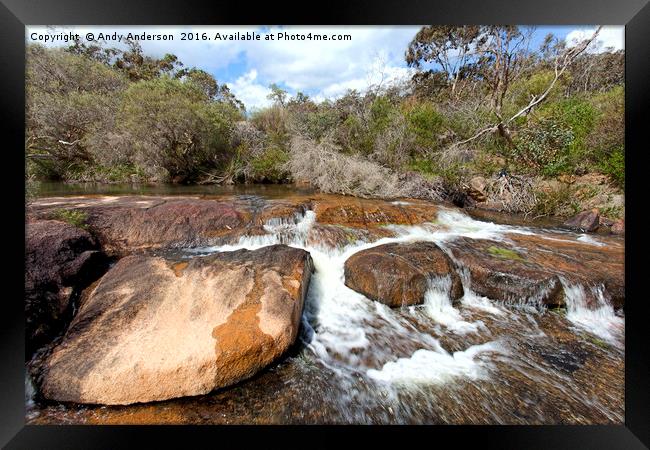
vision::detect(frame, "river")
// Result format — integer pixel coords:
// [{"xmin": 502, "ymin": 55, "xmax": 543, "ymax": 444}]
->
[{"xmin": 26, "ymin": 183, "xmax": 624, "ymax": 425}]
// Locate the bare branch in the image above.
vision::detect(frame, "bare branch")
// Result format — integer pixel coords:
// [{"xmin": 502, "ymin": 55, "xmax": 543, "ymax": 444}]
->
[
  {"xmin": 452, "ymin": 26, "xmax": 602, "ymax": 148},
  {"xmin": 506, "ymin": 26, "xmax": 601, "ymax": 124}
]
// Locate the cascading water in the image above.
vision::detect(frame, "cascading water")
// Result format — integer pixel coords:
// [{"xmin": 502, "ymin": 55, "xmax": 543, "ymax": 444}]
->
[{"xmin": 177, "ymin": 205, "xmax": 624, "ymax": 424}]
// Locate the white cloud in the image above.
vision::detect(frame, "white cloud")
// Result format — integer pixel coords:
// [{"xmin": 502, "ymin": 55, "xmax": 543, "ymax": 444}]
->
[
  {"xmin": 26, "ymin": 25, "xmax": 422, "ymax": 110},
  {"xmin": 226, "ymin": 69, "xmax": 272, "ymax": 111},
  {"xmin": 565, "ymin": 26, "xmax": 624, "ymax": 53}
]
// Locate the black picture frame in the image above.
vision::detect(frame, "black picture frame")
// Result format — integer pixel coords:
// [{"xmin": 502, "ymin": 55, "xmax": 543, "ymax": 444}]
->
[{"xmin": 2, "ymin": 0, "xmax": 648, "ymax": 447}]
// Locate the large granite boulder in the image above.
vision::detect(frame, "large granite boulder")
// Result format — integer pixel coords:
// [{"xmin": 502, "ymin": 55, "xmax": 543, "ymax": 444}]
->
[{"xmin": 38, "ymin": 244, "xmax": 313, "ymax": 405}]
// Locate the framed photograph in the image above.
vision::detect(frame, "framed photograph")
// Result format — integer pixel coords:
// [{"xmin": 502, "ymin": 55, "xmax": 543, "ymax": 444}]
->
[{"xmin": 2, "ymin": 0, "xmax": 648, "ymax": 447}]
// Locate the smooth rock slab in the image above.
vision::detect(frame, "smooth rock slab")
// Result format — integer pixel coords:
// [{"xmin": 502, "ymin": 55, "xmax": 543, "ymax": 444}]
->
[
  {"xmin": 344, "ymin": 242, "xmax": 464, "ymax": 307},
  {"xmin": 39, "ymin": 244, "xmax": 313, "ymax": 405},
  {"xmin": 444, "ymin": 233, "xmax": 624, "ymax": 308}
]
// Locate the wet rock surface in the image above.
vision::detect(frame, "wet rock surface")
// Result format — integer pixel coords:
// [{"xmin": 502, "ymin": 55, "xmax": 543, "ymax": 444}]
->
[
  {"xmin": 444, "ymin": 232, "xmax": 624, "ymax": 308},
  {"xmin": 311, "ymin": 196, "xmax": 440, "ymax": 229},
  {"xmin": 28, "ymin": 305, "xmax": 624, "ymax": 425},
  {"xmin": 26, "ymin": 191, "xmax": 625, "ymax": 424},
  {"xmin": 344, "ymin": 242, "xmax": 464, "ymax": 307},
  {"xmin": 37, "ymin": 244, "xmax": 313, "ymax": 405}
]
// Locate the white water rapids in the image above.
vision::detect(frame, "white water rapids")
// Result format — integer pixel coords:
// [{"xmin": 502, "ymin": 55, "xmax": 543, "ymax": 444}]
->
[{"xmin": 185, "ymin": 206, "xmax": 624, "ymax": 398}]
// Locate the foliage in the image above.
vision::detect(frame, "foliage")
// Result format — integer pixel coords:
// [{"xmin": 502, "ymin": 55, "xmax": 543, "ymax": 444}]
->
[
  {"xmin": 26, "ymin": 45, "xmax": 127, "ymax": 179},
  {"xmin": 26, "ymin": 27, "xmax": 624, "ymax": 218},
  {"xmin": 532, "ymin": 185, "xmax": 580, "ymax": 217},
  {"xmin": 513, "ymin": 120, "xmax": 575, "ymax": 176},
  {"xmin": 118, "ymin": 77, "xmax": 243, "ymax": 182},
  {"xmin": 405, "ymin": 102, "xmax": 445, "ymax": 151},
  {"xmin": 249, "ymin": 147, "xmax": 291, "ymax": 183},
  {"xmin": 599, "ymin": 147, "xmax": 625, "ymax": 188},
  {"xmin": 51, "ymin": 209, "xmax": 89, "ymax": 229}
]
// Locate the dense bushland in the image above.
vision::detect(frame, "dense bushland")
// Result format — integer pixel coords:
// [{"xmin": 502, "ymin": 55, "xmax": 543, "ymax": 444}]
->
[{"xmin": 26, "ymin": 27, "xmax": 624, "ymax": 216}]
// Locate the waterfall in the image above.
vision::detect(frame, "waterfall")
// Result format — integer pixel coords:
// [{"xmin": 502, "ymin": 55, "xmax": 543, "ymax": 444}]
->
[
  {"xmin": 562, "ymin": 281, "xmax": 624, "ymax": 346},
  {"xmin": 187, "ymin": 206, "xmax": 623, "ymax": 370}
]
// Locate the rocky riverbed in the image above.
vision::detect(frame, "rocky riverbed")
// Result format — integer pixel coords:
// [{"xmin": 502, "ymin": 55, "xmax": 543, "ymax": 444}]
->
[{"xmin": 25, "ymin": 189, "xmax": 625, "ymax": 424}]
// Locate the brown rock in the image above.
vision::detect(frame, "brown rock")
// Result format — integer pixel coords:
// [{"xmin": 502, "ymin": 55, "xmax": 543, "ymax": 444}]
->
[
  {"xmin": 29, "ymin": 196, "xmax": 313, "ymax": 255},
  {"xmin": 563, "ymin": 209, "xmax": 600, "ymax": 232},
  {"xmin": 558, "ymin": 175, "xmax": 576, "ymax": 185},
  {"xmin": 536, "ymin": 179, "xmax": 566, "ymax": 193},
  {"xmin": 444, "ymin": 233, "xmax": 624, "ymax": 308},
  {"xmin": 611, "ymin": 219, "xmax": 625, "ymax": 235},
  {"xmin": 39, "ymin": 244, "xmax": 313, "ymax": 405},
  {"xmin": 85, "ymin": 199, "xmax": 253, "ymax": 254},
  {"xmin": 444, "ymin": 237, "xmax": 564, "ymax": 307},
  {"xmin": 474, "ymin": 200, "xmax": 506, "ymax": 212},
  {"xmin": 25, "ymin": 220, "xmax": 108, "ymax": 354},
  {"xmin": 344, "ymin": 242, "xmax": 463, "ymax": 307},
  {"xmin": 306, "ymin": 224, "xmax": 391, "ymax": 249},
  {"xmin": 467, "ymin": 177, "xmax": 488, "ymax": 202},
  {"xmin": 574, "ymin": 173, "xmax": 609, "ymax": 186},
  {"xmin": 312, "ymin": 196, "xmax": 439, "ymax": 230},
  {"xmin": 599, "ymin": 216, "xmax": 615, "ymax": 227}
]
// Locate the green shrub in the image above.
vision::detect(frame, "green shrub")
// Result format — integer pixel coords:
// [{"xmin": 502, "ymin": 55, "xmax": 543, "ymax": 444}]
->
[
  {"xmin": 538, "ymin": 98, "xmax": 597, "ymax": 170},
  {"xmin": 369, "ymin": 96, "xmax": 395, "ymax": 132},
  {"xmin": 514, "ymin": 120, "xmax": 574, "ymax": 176},
  {"xmin": 249, "ymin": 147, "xmax": 290, "ymax": 182},
  {"xmin": 405, "ymin": 102, "xmax": 444, "ymax": 150},
  {"xmin": 587, "ymin": 86, "xmax": 624, "ymax": 181},
  {"xmin": 119, "ymin": 77, "xmax": 242, "ymax": 182},
  {"xmin": 301, "ymin": 108, "xmax": 341, "ymax": 141},
  {"xmin": 52, "ymin": 209, "xmax": 89, "ymax": 229},
  {"xmin": 408, "ymin": 157, "xmax": 463, "ymax": 186},
  {"xmin": 533, "ymin": 185, "xmax": 580, "ymax": 217},
  {"xmin": 599, "ymin": 146, "xmax": 625, "ymax": 188}
]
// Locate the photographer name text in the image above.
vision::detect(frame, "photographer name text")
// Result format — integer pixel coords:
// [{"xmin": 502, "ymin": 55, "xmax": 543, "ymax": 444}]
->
[{"xmin": 29, "ymin": 31, "xmax": 353, "ymax": 44}]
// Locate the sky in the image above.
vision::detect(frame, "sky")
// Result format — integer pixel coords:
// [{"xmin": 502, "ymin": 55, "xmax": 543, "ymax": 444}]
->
[{"xmin": 26, "ymin": 25, "xmax": 624, "ymax": 111}]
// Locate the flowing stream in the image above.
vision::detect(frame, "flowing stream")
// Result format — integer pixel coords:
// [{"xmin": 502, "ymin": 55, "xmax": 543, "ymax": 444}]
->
[{"xmin": 27, "ymin": 193, "xmax": 624, "ymax": 425}]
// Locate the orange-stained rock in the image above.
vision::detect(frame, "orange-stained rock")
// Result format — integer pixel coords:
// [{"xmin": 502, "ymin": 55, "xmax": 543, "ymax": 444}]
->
[
  {"xmin": 312, "ymin": 196, "xmax": 439, "ymax": 230},
  {"xmin": 38, "ymin": 244, "xmax": 313, "ymax": 405},
  {"xmin": 344, "ymin": 242, "xmax": 463, "ymax": 307},
  {"xmin": 29, "ymin": 196, "xmax": 316, "ymax": 255},
  {"xmin": 84, "ymin": 199, "xmax": 253, "ymax": 254}
]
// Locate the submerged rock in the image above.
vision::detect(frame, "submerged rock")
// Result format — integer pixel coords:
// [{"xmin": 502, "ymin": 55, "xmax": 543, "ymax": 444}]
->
[
  {"xmin": 38, "ymin": 244, "xmax": 313, "ymax": 405},
  {"xmin": 344, "ymin": 242, "xmax": 463, "ymax": 307},
  {"xmin": 25, "ymin": 220, "xmax": 108, "ymax": 355}
]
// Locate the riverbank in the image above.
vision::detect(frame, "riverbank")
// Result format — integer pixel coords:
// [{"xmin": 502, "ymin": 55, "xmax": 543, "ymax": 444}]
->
[{"xmin": 29, "ymin": 178, "xmax": 625, "ymax": 234}]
